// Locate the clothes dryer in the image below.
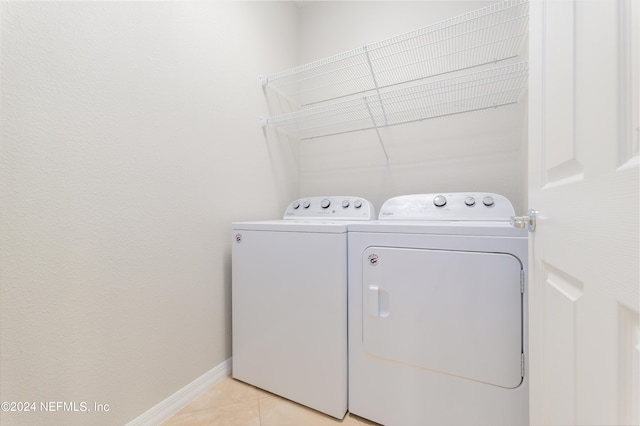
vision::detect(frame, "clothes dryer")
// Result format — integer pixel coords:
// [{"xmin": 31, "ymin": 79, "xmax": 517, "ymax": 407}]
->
[
  {"xmin": 348, "ymin": 193, "xmax": 528, "ymax": 426},
  {"xmin": 231, "ymin": 196, "xmax": 375, "ymax": 419}
]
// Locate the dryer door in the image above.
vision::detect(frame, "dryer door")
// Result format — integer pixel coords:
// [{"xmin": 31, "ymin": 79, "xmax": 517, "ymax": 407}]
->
[{"xmin": 362, "ymin": 247, "xmax": 523, "ymax": 389}]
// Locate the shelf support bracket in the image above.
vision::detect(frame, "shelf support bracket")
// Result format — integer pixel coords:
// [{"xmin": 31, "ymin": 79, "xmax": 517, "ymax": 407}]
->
[
  {"xmin": 363, "ymin": 45, "xmax": 388, "ymax": 126},
  {"xmin": 364, "ymin": 96, "xmax": 390, "ymax": 166},
  {"xmin": 363, "ymin": 45, "xmax": 389, "ymax": 165}
]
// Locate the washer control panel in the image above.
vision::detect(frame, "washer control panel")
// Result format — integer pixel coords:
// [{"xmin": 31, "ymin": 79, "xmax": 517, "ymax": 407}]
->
[
  {"xmin": 379, "ymin": 193, "xmax": 515, "ymax": 221},
  {"xmin": 284, "ymin": 196, "xmax": 375, "ymax": 220}
]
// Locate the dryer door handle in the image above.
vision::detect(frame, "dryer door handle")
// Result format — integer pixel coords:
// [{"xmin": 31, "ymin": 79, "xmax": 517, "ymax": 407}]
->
[
  {"xmin": 368, "ymin": 285, "xmax": 380, "ymax": 318},
  {"xmin": 368, "ymin": 285, "xmax": 389, "ymax": 318}
]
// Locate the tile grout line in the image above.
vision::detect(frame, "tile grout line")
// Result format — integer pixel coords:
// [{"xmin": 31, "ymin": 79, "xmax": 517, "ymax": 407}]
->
[
  {"xmin": 257, "ymin": 394, "xmax": 263, "ymax": 426},
  {"xmin": 174, "ymin": 381, "xmax": 265, "ymax": 419}
]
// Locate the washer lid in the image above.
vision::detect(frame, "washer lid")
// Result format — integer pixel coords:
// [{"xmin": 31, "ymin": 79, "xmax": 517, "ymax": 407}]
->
[{"xmin": 379, "ymin": 193, "xmax": 515, "ymax": 221}]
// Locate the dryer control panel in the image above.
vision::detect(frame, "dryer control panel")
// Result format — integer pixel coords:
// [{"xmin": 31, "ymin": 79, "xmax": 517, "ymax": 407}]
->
[
  {"xmin": 283, "ymin": 196, "xmax": 375, "ymax": 220},
  {"xmin": 379, "ymin": 193, "xmax": 515, "ymax": 221}
]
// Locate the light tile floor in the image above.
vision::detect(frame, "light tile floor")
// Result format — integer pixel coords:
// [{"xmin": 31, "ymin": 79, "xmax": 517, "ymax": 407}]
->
[{"xmin": 162, "ymin": 376, "xmax": 381, "ymax": 426}]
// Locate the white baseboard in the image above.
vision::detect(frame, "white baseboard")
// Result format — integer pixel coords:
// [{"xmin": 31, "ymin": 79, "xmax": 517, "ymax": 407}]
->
[{"xmin": 126, "ymin": 357, "xmax": 232, "ymax": 426}]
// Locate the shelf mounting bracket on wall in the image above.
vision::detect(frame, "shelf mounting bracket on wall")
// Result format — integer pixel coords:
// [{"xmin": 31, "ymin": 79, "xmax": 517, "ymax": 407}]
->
[
  {"xmin": 363, "ymin": 45, "xmax": 389, "ymax": 127},
  {"xmin": 363, "ymin": 96, "xmax": 390, "ymax": 165}
]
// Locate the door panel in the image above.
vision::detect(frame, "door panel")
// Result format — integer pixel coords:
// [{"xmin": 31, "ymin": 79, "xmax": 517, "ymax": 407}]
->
[
  {"xmin": 542, "ymin": 262, "xmax": 583, "ymax": 424},
  {"xmin": 619, "ymin": 305, "xmax": 640, "ymax": 425},
  {"xmin": 362, "ymin": 247, "xmax": 523, "ymax": 389},
  {"xmin": 543, "ymin": 0, "xmax": 583, "ymax": 185}
]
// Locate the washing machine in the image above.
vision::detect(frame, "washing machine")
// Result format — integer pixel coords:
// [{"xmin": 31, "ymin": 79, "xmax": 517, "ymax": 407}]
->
[
  {"xmin": 348, "ymin": 192, "xmax": 528, "ymax": 426},
  {"xmin": 231, "ymin": 196, "xmax": 375, "ymax": 419}
]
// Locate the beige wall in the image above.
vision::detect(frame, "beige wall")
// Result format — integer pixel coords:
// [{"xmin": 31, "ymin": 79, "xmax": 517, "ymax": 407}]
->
[{"xmin": 0, "ymin": 2, "xmax": 298, "ymax": 424}]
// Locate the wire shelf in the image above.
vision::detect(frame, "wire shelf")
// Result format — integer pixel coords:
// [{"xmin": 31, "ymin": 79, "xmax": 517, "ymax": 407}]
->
[
  {"xmin": 262, "ymin": 0, "xmax": 529, "ymax": 106},
  {"xmin": 262, "ymin": 62, "xmax": 528, "ymax": 140}
]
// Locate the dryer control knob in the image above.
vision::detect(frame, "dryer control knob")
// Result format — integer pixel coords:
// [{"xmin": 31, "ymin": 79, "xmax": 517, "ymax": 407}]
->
[
  {"xmin": 433, "ymin": 195, "xmax": 447, "ymax": 207},
  {"xmin": 321, "ymin": 199, "xmax": 331, "ymax": 209},
  {"xmin": 303, "ymin": 201, "xmax": 311, "ymax": 209},
  {"xmin": 292, "ymin": 201, "xmax": 300, "ymax": 209},
  {"xmin": 464, "ymin": 197, "xmax": 476, "ymax": 206},
  {"xmin": 354, "ymin": 200, "xmax": 363, "ymax": 209},
  {"xmin": 342, "ymin": 200, "xmax": 350, "ymax": 208},
  {"xmin": 483, "ymin": 196, "xmax": 495, "ymax": 207}
]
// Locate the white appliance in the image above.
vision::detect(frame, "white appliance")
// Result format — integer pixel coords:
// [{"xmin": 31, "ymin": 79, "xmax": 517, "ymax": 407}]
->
[
  {"xmin": 231, "ymin": 196, "xmax": 375, "ymax": 419},
  {"xmin": 348, "ymin": 192, "xmax": 528, "ymax": 426}
]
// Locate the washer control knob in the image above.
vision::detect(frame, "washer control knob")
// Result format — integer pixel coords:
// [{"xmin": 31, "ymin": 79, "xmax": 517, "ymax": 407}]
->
[
  {"xmin": 354, "ymin": 200, "xmax": 363, "ymax": 209},
  {"xmin": 303, "ymin": 200, "xmax": 310, "ymax": 209},
  {"xmin": 464, "ymin": 197, "xmax": 476, "ymax": 206},
  {"xmin": 433, "ymin": 195, "xmax": 447, "ymax": 207},
  {"xmin": 292, "ymin": 201, "xmax": 300, "ymax": 209},
  {"xmin": 483, "ymin": 196, "xmax": 495, "ymax": 207},
  {"xmin": 342, "ymin": 200, "xmax": 350, "ymax": 208},
  {"xmin": 321, "ymin": 199, "xmax": 331, "ymax": 209}
]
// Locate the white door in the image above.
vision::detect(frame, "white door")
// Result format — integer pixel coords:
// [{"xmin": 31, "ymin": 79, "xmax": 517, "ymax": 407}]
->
[{"xmin": 528, "ymin": 1, "xmax": 639, "ymax": 425}]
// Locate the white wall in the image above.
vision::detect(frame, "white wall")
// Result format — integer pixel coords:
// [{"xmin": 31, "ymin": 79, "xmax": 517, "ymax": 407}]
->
[
  {"xmin": 0, "ymin": 2, "xmax": 298, "ymax": 424},
  {"xmin": 293, "ymin": 1, "xmax": 528, "ymax": 212}
]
